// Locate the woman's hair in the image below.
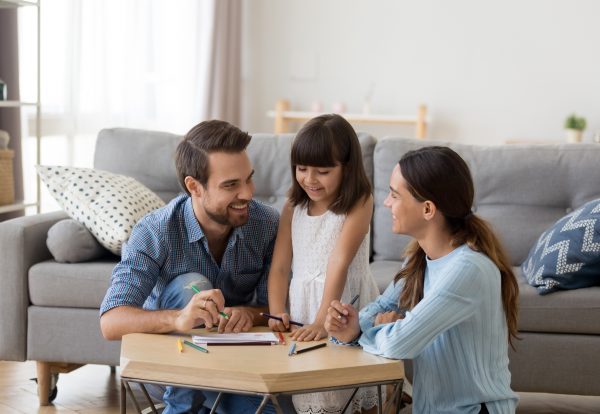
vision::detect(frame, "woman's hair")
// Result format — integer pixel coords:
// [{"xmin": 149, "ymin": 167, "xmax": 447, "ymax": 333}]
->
[
  {"xmin": 288, "ymin": 114, "xmax": 371, "ymax": 214},
  {"xmin": 175, "ymin": 120, "xmax": 251, "ymax": 195},
  {"xmin": 393, "ymin": 146, "xmax": 519, "ymax": 347}
]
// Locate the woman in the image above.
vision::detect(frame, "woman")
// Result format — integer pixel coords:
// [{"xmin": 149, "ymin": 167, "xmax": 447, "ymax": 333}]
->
[{"xmin": 325, "ymin": 146, "xmax": 519, "ymax": 414}]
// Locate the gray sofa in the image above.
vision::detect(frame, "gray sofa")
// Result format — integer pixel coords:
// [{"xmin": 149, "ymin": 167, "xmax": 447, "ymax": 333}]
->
[{"xmin": 1, "ymin": 128, "xmax": 599, "ymax": 406}]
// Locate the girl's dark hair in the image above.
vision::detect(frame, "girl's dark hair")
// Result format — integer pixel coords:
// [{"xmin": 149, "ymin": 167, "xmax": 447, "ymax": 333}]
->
[
  {"xmin": 175, "ymin": 120, "xmax": 251, "ymax": 194},
  {"xmin": 288, "ymin": 114, "xmax": 371, "ymax": 214},
  {"xmin": 393, "ymin": 146, "xmax": 519, "ymax": 347}
]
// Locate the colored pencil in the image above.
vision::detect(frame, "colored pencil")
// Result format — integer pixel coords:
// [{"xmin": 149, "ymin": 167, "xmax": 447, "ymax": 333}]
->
[
  {"xmin": 183, "ymin": 339, "xmax": 209, "ymax": 353},
  {"xmin": 295, "ymin": 342, "xmax": 327, "ymax": 355},
  {"xmin": 260, "ymin": 312, "xmax": 304, "ymax": 327},
  {"xmin": 177, "ymin": 338, "xmax": 183, "ymax": 353},
  {"xmin": 349, "ymin": 294, "xmax": 360, "ymax": 306},
  {"xmin": 288, "ymin": 342, "xmax": 296, "ymax": 356},
  {"xmin": 277, "ymin": 332, "xmax": 286, "ymax": 345}
]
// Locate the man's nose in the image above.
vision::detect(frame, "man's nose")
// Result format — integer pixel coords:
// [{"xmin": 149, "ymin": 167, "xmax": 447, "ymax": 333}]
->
[{"xmin": 239, "ymin": 181, "xmax": 254, "ymax": 200}]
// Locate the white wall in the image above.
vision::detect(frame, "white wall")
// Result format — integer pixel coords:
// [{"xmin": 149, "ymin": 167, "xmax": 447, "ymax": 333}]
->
[{"xmin": 241, "ymin": 0, "xmax": 600, "ymax": 144}]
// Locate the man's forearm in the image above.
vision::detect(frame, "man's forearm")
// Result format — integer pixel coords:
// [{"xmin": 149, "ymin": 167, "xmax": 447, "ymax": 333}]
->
[{"xmin": 100, "ymin": 306, "xmax": 180, "ymax": 340}]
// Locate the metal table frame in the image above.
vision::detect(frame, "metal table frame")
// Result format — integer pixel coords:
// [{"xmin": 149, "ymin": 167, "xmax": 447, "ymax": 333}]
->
[{"xmin": 121, "ymin": 376, "xmax": 404, "ymax": 414}]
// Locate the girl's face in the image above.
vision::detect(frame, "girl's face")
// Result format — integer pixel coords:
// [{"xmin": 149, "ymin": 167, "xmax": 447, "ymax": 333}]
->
[
  {"xmin": 295, "ymin": 164, "xmax": 343, "ymax": 209},
  {"xmin": 384, "ymin": 164, "xmax": 426, "ymax": 236}
]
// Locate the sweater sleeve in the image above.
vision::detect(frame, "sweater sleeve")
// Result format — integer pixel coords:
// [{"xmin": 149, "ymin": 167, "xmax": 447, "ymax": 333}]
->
[
  {"xmin": 358, "ymin": 280, "xmax": 403, "ymax": 332},
  {"xmin": 359, "ymin": 259, "xmax": 484, "ymax": 360}
]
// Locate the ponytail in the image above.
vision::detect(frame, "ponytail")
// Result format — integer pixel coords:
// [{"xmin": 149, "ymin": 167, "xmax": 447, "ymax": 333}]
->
[{"xmin": 394, "ymin": 214, "xmax": 520, "ymax": 348}]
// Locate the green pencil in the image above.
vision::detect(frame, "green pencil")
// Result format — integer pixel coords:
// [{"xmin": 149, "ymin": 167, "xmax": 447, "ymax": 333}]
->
[
  {"xmin": 191, "ymin": 285, "xmax": 229, "ymax": 319},
  {"xmin": 183, "ymin": 339, "xmax": 209, "ymax": 353}
]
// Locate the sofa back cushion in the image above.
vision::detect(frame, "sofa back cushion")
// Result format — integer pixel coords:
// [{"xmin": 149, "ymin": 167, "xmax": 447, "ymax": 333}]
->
[
  {"xmin": 95, "ymin": 128, "xmax": 182, "ymax": 202},
  {"xmin": 94, "ymin": 128, "xmax": 377, "ymax": 212},
  {"xmin": 373, "ymin": 138, "xmax": 600, "ymax": 265}
]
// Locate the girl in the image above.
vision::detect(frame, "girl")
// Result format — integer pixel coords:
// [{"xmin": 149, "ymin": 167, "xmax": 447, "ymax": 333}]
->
[
  {"xmin": 267, "ymin": 114, "xmax": 380, "ymax": 414},
  {"xmin": 325, "ymin": 146, "xmax": 520, "ymax": 414}
]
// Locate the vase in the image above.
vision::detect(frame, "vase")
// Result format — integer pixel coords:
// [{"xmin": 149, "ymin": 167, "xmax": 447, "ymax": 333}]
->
[{"xmin": 565, "ymin": 129, "xmax": 582, "ymax": 143}]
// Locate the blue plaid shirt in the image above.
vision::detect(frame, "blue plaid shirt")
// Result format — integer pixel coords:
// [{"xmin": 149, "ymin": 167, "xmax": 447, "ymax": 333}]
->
[{"xmin": 100, "ymin": 194, "xmax": 279, "ymax": 314}]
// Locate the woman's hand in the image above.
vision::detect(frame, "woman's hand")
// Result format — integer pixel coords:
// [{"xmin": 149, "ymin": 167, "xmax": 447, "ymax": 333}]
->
[
  {"xmin": 290, "ymin": 323, "xmax": 327, "ymax": 341},
  {"xmin": 324, "ymin": 299, "xmax": 361, "ymax": 343},
  {"xmin": 267, "ymin": 312, "xmax": 291, "ymax": 332},
  {"xmin": 374, "ymin": 311, "xmax": 404, "ymax": 326}
]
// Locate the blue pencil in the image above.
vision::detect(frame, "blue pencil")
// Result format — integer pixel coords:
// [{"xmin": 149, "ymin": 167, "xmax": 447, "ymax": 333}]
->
[{"xmin": 288, "ymin": 342, "xmax": 296, "ymax": 356}]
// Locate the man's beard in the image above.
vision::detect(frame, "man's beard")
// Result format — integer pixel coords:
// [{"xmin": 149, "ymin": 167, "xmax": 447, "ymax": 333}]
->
[{"xmin": 204, "ymin": 204, "xmax": 249, "ymax": 228}]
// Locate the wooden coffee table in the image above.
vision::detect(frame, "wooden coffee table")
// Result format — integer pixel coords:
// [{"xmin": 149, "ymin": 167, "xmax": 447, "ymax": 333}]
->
[{"xmin": 119, "ymin": 331, "xmax": 404, "ymax": 413}]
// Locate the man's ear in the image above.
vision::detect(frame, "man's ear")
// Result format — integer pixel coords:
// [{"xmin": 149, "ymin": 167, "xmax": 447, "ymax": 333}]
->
[
  {"xmin": 423, "ymin": 200, "xmax": 437, "ymax": 221},
  {"xmin": 184, "ymin": 176, "xmax": 204, "ymax": 197}
]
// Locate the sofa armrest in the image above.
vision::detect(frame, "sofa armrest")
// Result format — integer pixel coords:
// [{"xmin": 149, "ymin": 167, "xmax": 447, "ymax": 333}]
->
[{"xmin": 0, "ymin": 211, "xmax": 68, "ymax": 361}]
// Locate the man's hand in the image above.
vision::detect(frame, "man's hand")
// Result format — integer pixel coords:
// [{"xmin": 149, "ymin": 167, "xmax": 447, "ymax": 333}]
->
[
  {"xmin": 374, "ymin": 311, "xmax": 404, "ymax": 326},
  {"xmin": 218, "ymin": 306, "xmax": 254, "ymax": 333},
  {"xmin": 174, "ymin": 289, "xmax": 225, "ymax": 332},
  {"xmin": 324, "ymin": 299, "xmax": 361, "ymax": 343}
]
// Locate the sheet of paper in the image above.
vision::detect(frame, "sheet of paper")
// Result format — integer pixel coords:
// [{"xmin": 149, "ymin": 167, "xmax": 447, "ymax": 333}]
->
[{"xmin": 192, "ymin": 332, "xmax": 279, "ymax": 345}]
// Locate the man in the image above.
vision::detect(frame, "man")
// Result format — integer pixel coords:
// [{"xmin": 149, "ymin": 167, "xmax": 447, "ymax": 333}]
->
[{"xmin": 100, "ymin": 120, "xmax": 281, "ymax": 413}]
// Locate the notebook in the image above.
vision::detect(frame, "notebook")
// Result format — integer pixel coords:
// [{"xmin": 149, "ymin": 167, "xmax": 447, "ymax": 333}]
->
[{"xmin": 192, "ymin": 332, "xmax": 280, "ymax": 346}]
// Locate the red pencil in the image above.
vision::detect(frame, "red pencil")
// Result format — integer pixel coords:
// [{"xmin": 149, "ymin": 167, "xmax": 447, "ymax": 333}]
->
[{"xmin": 277, "ymin": 332, "xmax": 286, "ymax": 345}]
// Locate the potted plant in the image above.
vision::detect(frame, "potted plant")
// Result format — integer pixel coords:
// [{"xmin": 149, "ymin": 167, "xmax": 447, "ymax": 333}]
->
[{"xmin": 564, "ymin": 114, "xmax": 587, "ymax": 143}]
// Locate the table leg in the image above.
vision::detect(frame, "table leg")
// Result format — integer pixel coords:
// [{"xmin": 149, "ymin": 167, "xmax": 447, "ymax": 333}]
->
[
  {"xmin": 120, "ymin": 380, "xmax": 126, "ymax": 414},
  {"xmin": 377, "ymin": 385, "xmax": 383, "ymax": 414},
  {"xmin": 124, "ymin": 381, "xmax": 144, "ymax": 414},
  {"xmin": 138, "ymin": 383, "xmax": 158, "ymax": 414},
  {"xmin": 209, "ymin": 392, "xmax": 224, "ymax": 414},
  {"xmin": 340, "ymin": 387, "xmax": 360, "ymax": 413},
  {"xmin": 270, "ymin": 394, "xmax": 284, "ymax": 414},
  {"xmin": 395, "ymin": 380, "xmax": 404, "ymax": 414},
  {"xmin": 254, "ymin": 394, "xmax": 270, "ymax": 414}
]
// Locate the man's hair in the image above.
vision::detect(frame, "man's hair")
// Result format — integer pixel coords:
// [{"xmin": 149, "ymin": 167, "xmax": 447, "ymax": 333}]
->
[{"xmin": 175, "ymin": 120, "xmax": 251, "ymax": 194}]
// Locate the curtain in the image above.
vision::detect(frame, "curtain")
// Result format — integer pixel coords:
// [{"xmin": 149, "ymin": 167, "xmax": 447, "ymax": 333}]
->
[
  {"xmin": 0, "ymin": 8, "xmax": 23, "ymax": 220},
  {"xmin": 19, "ymin": 0, "xmax": 241, "ymax": 137},
  {"xmin": 204, "ymin": 0, "xmax": 242, "ymax": 125}
]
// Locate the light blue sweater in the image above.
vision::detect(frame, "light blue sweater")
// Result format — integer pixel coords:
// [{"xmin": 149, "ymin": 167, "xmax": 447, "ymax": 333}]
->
[{"xmin": 359, "ymin": 245, "xmax": 518, "ymax": 414}]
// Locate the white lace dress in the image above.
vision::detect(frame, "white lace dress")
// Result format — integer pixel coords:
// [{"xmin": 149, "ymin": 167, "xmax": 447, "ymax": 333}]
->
[{"xmin": 289, "ymin": 205, "xmax": 381, "ymax": 414}]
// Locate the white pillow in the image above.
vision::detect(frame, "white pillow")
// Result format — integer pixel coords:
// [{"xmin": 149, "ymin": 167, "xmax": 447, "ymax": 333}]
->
[{"xmin": 37, "ymin": 165, "xmax": 165, "ymax": 255}]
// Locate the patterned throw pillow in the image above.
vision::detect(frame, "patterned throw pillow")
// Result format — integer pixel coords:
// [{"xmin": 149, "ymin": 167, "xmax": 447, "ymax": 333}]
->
[
  {"xmin": 37, "ymin": 165, "xmax": 165, "ymax": 255},
  {"xmin": 522, "ymin": 198, "xmax": 600, "ymax": 294}
]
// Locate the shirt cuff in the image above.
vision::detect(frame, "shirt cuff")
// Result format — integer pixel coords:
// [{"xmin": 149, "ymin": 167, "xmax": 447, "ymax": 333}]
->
[{"xmin": 329, "ymin": 333, "xmax": 362, "ymax": 347}]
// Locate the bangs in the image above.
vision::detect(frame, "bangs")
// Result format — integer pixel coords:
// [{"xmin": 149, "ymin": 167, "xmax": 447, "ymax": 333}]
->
[{"xmin": 290, "ymin": 130, "xmax": 338, "ymax": 167}]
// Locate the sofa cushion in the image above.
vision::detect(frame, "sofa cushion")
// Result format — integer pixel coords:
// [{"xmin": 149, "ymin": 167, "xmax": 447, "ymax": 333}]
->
[
  {"xmin": 372, "ymin": 138, "xmax": 600, "ymax": 265},
  {"xmin": 516, "ymin": 267, "xmax": 600, "ymax": 335},
  {"xmin": 29, "ymin": 260, "xmax": 118, "ymax": 308},
  {"xmin": 94, "ymin": 128, "xmax": 183, "ymax": 202},
  {"xmin": 47, "ymin": 219, "xmax": 108, "ymax": 263},
  {"xmin": 37, "ymin": 165, "xmax": 165, "ymax": 255},
  {"xmin": 522, "ymin": 198, "xmax": 600, "ymax": 294}
]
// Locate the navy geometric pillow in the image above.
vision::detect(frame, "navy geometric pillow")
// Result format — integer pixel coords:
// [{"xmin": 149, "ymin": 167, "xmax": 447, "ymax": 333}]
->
[{"xmin": 522, "ymin": 198, "xmax": 600, "ymax": 295}]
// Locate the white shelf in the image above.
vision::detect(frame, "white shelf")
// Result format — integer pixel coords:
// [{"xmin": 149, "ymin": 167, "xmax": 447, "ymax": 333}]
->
[
  {"xmin": 0, "ymin": 100, "xmax": 38, "ymax": 107},
  {"xmin": 266, "ymin": 110, "xmax": 426, "ymax": 125},
  {"xmin": 0, "ymin": 201, "xmax": 38, "ymax": 214},
  {"xmin": 0, "ymin": 0, "xmax": 38, "ymax": 7}
]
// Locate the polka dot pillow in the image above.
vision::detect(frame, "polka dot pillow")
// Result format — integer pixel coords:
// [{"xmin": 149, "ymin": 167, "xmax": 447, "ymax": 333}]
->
[{"xmin": 36, "ymin": 165, "xmax": 165, "ymax": 255}]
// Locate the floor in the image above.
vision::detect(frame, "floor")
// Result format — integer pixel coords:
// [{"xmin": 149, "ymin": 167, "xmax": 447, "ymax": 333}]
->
[{"xmin": 1, "ymin": 360, "xmax": 599, "ymax": 414}]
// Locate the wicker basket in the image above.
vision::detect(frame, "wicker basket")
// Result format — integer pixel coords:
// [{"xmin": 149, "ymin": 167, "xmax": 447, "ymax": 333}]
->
[{"xmin": 0, "ymin": 149, "xmax": 15, "ymax": 206}]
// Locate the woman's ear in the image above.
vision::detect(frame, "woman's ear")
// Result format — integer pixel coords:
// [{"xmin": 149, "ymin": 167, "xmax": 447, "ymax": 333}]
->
[
  {"xmin": 422, "ymin": 200, "xmax": 437, "ymax": 221},
  {"xmin": 184, "ymin": 176, "xmax": 204, "ymax": 197}
]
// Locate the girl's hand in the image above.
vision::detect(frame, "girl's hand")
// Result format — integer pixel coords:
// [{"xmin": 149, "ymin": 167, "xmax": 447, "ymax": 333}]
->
[
  {"xmin": 324, "ymin": 300, "xmax": 361, "ymax": 343},
  {"xmin": 374, "ymin": 311, "xmax": 404, "ymax": 326},
  {"xmin": 267, "ymin": 312, "xmax": 290, "ymax": 332},
  {"xmin": 290, "ymin": 323, "xmax": 327, "ymax": 341}
]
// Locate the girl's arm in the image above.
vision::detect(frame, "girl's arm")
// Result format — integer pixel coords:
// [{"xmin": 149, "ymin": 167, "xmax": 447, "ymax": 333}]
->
[
  {"xmin": 267, "ymin": 200, "xmax": 294, "ymax": 331},
  {"xmin": 292, "ymin": 194, "xmax": 374, "ymax": 341}
]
